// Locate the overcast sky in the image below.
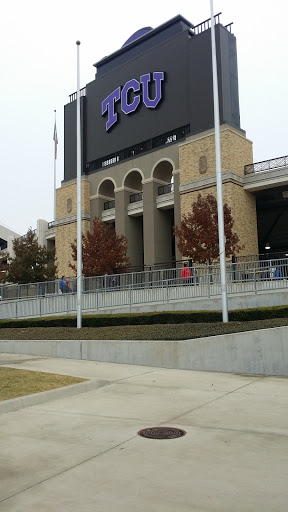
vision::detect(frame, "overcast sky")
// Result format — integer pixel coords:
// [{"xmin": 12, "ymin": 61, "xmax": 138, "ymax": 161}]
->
[{"xmin": 1, "ymin": 0, "xmax": 287, "ymax": 236}]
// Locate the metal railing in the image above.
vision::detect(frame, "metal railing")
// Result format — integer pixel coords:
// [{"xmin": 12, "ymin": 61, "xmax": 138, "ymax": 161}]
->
[
  {"xmin": 1, "ymin": 257, "xmax": 288, "ymax": 302},
  {"xmin": 1, "ymin": 258, "xmax": 288, "ymax": 320},
  {"xmin": 85, "ymin": 124, "xmax": 190, "ymax": 173},
  {"xmin": 234, "ymin": 252, "xmax": 288, "ymax": 263},
  {"xmin": 130, "ymin": 192, "xmax": 143, "ymax": 203},
  {"xmin": 193, "ymin": 12, "xmax": 222, "ymax": 34},
  {"xmin": 224, "ymin": 23, "xmax": 233, "ymax": 33},
  {"xmin": 244, "ymin": 155, "xmax": 288, "ymax": 175},
  {"xmin": 104, "ymin": 200, "xmax": 115, "ymax": 210},
  {"xmin": 158, "ymin": 184, "xmax": 173, "ymax": 195},
  {"xmin": 69, "ymin": 87, "xmax": 86, "ymax": 103}
]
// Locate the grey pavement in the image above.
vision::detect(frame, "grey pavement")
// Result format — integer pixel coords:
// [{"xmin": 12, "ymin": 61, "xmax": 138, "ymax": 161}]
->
[{"xmin": 0, "ymin": 353, "xmax": 288, "ymax": 511}]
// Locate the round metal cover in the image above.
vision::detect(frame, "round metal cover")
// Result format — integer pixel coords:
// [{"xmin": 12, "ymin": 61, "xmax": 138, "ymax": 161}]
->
[{"xmin": 138, "ymin": 427, "xmax": 186, "ymax": 439}]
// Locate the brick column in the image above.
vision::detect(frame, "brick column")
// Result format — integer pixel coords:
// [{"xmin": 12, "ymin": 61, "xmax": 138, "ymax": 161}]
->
[{"xmin": 55, "ymin": 180, "xmax": 90, "ymax": 277}]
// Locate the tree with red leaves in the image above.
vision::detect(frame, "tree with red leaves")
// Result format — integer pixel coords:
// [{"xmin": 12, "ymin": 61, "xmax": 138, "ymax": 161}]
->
[
  {"xmin": 70, "ymin": 218, "xmax": 131, "ymax": 276},
  {"xmin": 174, "ymin": 194, "xmax": 242, "ymax": 264}
]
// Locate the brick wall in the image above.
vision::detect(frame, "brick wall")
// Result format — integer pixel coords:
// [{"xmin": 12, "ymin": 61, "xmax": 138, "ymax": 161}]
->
[
  {"xmin": 55, "ymin": 180, "xmax": 90, "ymax": 277},
  {"xmin": 179, "ymin": 126, "xmax": 253, "ymax": 184},
  {"xmin": 179, "ymin": 127, "xmax": 258, "ymax": 258}
]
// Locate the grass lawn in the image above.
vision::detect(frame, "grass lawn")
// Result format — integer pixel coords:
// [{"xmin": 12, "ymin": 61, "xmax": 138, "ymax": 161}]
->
[{"xmin": 0, "ymin": 367, "xmax": 86, "ymax": 401}]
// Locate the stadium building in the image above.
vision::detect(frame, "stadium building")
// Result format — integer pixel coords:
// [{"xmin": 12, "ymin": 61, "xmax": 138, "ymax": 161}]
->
[{"xmin": 52, "ymin": 13, "xmax": 288, "ymax": 277}]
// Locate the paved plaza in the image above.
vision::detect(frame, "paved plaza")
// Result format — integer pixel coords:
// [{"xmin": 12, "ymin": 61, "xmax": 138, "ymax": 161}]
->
[{"xmin": 0, "ymin": 353, "xmax": 288, "ymax": 511}]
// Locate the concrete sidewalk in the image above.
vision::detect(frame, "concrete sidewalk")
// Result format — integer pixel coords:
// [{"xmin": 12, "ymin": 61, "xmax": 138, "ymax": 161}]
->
[{"xmin": 1, "ymin": 353, "xmax": 288, "ymax": 511}]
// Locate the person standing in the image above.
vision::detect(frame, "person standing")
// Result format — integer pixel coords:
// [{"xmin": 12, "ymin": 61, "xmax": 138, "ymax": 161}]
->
[
  {"xmin": 180, "ymin": 262, "xmax": 191, "ymax": 285},
  {"xmin": 274, "ymin": 267, "xmax": 283, "ymax": 280},
  {"xmin": 60, "ymin": 275, "xmax": 67, "ymax": 293},
  {"xmin": 111, "ymin": 276, "xmax": 118, "ymax": 288},
  {"xmin": 65, "ymin": 280, "xmax": 72, "ymax": 293}
]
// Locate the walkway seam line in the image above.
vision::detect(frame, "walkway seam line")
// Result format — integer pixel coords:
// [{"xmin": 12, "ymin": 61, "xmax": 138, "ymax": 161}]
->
[
  {"xmin": 163, "ymin": 375, "xmax": 267, "ymax": 424},
  {"xmin": 0, "ymin": 435, "xmax": 139, "ymax": 503}
]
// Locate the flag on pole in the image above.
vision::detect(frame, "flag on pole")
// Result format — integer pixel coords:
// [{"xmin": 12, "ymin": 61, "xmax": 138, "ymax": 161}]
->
[{"xmin": 53, "ymin": 120, "xmax": 58, "ymax": 159}]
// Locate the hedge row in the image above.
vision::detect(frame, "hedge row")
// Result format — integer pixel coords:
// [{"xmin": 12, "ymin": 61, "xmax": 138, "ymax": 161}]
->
[{"xmin": 1, "ymin": 306, "xmax": 288, "ymax": 328}]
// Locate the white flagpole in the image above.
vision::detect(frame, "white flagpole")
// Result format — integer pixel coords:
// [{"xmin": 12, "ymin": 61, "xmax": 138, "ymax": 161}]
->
[
  {"xmin": 210, "ymin": 1, "xmax": 229, "ymax": 322},
  {"xmin": 53, "ymin": 110, "xmax": 57, "ymax": 222},
  {"xmin": 76, "ymin": 40, "xmax": 82, "ymax": 329}
]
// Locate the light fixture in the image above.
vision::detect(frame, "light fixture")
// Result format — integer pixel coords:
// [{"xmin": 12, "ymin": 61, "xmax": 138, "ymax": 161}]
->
[{"xmin": 265, "ymin": 242, "xmax": 271, "ymax": 250}]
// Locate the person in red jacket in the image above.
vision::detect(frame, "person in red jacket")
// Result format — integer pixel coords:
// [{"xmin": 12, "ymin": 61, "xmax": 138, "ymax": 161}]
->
[{"xmin": 180, "ymin": 262, "xmax": 191, "ymax": 284}]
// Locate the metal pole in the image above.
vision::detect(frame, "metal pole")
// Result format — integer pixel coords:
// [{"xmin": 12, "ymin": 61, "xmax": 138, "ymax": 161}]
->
[
  {"xmin": 54, "ymin": 110, "xmax": 57, "ymax": 222},
  {"xmin": 210, "ymin": 0, "xmax": 229, "ymax": 322},
  {"xmin": 76, "ymin": 40, "xmax": 82, "ymax": 328},
  {"xmin": 54, "ymin": 155, "xmax": 56, "ymax": 222}
]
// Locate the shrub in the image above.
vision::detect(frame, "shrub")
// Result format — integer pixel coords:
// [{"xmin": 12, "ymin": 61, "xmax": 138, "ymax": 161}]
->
[{"xmin": 1, "ymin": 306, "xmax": 288, "ymax": 329}]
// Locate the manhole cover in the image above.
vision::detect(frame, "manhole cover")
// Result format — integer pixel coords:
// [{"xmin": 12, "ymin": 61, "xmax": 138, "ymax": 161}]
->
[{"xmin": 138, "ymin": 427, "xmax": 186, "ymax": 439}]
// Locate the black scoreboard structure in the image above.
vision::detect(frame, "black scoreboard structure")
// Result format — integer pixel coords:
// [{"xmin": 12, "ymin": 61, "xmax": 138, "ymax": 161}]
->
[
  {"xmin": 64, "ymin": 14, "xmax": 240, "ymax": 181},
  {"xmin": 56, "ymin": 12, "xmax": 288, "ymax": 278}
]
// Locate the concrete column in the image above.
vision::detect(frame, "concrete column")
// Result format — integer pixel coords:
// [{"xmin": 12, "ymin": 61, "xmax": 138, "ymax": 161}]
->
[
  {"xmin": 7, "ymin": 235, "xmax": 16, "ymax": 259},
  {"xmin": 115, "ymin": 189, "xmax": 143, "ymax": 268},
  {"xmin": 143, "ymin": 180, "xmax": 173, "ymax": 266},
  {"xmin": 90, "ymin": 198, "xmax": 105, "ymax": 226},
  {"xmin": 36, "ymin": 219, "xmax": 48, "ymax": 247},
  {"xmin": 173, "ymin": 170, "xmax": 182, "ymax": 263}
]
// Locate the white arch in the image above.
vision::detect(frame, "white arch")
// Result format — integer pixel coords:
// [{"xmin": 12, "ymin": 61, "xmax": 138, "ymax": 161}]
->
[
  {"xmin": 151, "ymin": 158, "xmax": 175, "ymax": 180},
  {"xmin": 122, "ymin": 167, "xmax": 145, "ymax": 189},
  {"xmin": 96, "ymin": 177, "xmax": 117, "ymax": 196}
]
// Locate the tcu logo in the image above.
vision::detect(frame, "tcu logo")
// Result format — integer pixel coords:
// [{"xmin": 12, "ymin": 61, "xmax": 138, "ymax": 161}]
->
[{"xmin": 101, "ymin": 72, "xmax": 165, "ymax": 132}]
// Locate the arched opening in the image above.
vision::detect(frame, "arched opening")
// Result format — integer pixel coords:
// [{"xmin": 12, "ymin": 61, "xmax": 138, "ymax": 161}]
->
[
  {"xmin": 124, "ymin": 170, "xmax": 143, "ymax": 196},
  {"xmin": 98, "ymin": 179, "xmax": 115, "ymax": 199},
  {"xmin": 149, "ymin": 160, "xmax": 175, "ymax": 266},
  {"xmin": 153, "ymin": 160, "xmax": 173, "ymax": 184},
  {"xmin": 98, "ymin": 179, "xmax": 116, "ymax": 227}
]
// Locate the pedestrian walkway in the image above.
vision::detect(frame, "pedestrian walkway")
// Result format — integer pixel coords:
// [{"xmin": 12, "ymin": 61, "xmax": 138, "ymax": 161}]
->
[{"xmin": 1, "ymin": 353, "xmax": 288, "ymax": 511}]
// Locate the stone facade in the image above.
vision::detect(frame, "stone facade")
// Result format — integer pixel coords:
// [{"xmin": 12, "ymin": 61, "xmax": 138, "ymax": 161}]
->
[
  {"xmin": 55, "ymin": 179, "xmax": 91, "ymax": 277},
  {"xmin": 179, "ymin": 125, "xmax": 253, "ymax": 184},
  {"xmin": 53, "ymin": 125, "xmax": 262, "ymax": 273},
  {"xmin": 179, "ymin": 126, "xmax": 258, "ymax": 258}
]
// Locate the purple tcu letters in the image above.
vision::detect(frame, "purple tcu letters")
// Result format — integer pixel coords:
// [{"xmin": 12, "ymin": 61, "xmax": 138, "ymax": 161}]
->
[{"xmin": 101, "ymin": 72, "xmax": 164, "ymax": 131}]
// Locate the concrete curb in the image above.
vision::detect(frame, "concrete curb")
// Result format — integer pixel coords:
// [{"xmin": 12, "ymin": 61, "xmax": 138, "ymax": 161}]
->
[{"xmin": 0, "ymin": 378, "xmax": 110, "ymax": 415}]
